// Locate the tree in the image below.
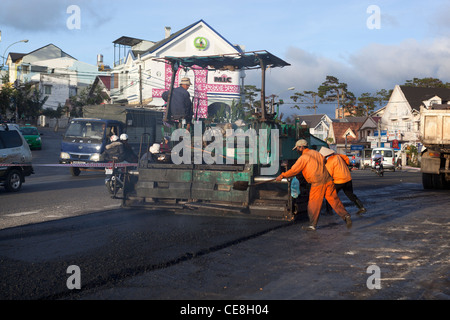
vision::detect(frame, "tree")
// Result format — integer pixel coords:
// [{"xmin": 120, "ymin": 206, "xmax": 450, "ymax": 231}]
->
[
  {"xmin": 14, "ymin": 82, "xmax": 48, "ymax": 120},
  {"xmin": 403, "ymin": 77, "xmax": 450, "ymax": 88},
  {"xmin": 290, "ymin": 90, "xmax": 319, "ymax": 114},
  {"xmin": 69, "ymin": 84, "xmax": 105, "ymax": 117},
  {"xmin": 318, "ymin": 75, "xmax": 356, "ymax": 116},
  {"xmin": 357, "ymin": 92, "xmax": 378, "ymax": 116},
  {"xmin": 0, "ymin": 75, "xmax": 48, "ymax": 121},
  {"xmin": 242, "ymin": 85, "xmax": 261, "ymax": 110},
  {"xmin": 0, "ymin": 76, "xmax": 14, "ymax": 118}
]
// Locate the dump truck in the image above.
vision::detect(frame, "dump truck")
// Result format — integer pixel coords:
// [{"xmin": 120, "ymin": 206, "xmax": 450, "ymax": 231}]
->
[
  {"xmin": 419, "ymin": 104, "xmax": 450, "ymax": 189},
  {"xmin": 60, "ymin": 104, "xmax": 163, "ymax": 176},
  {"xmin": 119, "ymin": 51, "xmax": 328, "ymax": 221}
]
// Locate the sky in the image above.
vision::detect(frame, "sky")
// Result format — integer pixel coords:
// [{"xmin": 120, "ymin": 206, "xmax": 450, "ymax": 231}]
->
[{"xmin": 1, "ymin": 0, "xmax": 450, "ymax": 118}]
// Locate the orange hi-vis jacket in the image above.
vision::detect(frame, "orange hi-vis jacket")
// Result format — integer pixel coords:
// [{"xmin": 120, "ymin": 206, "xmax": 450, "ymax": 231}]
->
[
  {"xmin": 325, "ymin": 154, "xmax": 352, "ymax": 185},
  {"xmin": 280, "ymin": 148, "xmax": 331, "ymax": 187}
]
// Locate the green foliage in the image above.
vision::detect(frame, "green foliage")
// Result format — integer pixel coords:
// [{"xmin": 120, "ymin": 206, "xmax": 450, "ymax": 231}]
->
[
  {"xmin": 290, "ymin": 90, "xmax": 318, "ymax": 113},
  {"xmin": 42, "ymin": 105, "xmax": 64, "ymax": 118},
  {"xmin": 69, "ymin": 85, "xmax": 104, "ymax": 117},
  {"xmin": 403, "ymin": 77, "xmax": 450, "ymax": 88},
  {"xmin": 0, "ymin": 75, "xmax": 48, "ymax": 120}
]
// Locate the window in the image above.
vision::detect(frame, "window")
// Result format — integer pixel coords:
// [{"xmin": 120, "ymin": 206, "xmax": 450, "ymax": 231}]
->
[
  {"xmin": 43, "ymin": 85, "xmax": 52, "ymax": 95},
  {"xmin": 0, "ymin": 131, "xmax": 23, "ymax": 149},
  {"xmin": 20, "ymin": 127, "xmax": 39, "ymax": 135},
  {"xmin": 22, "ymin": 65, "xmax": 30, "ymax": 74}
]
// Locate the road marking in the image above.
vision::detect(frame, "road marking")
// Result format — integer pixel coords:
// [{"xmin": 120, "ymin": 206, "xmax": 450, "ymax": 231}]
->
[{"xmin": 5, "ymin": 210, "xmax": 42, "ymax": 217}]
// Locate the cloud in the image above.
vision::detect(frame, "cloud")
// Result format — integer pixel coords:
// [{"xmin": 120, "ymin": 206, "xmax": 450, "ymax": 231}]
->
[
  {"xmin": 255, "ymin": 37, "xmax": 450, "ymax": 96},
  {"xmin": 244, "ymin": 36, "xmax": 450, "ymax": 118},
  {"xmin": 429, "ymin": 4, "xmax": 450, "ymax": 34},
  {"xmin": 0, "ymin": 0, "xmax": 114, "ymax": 32},
  {"xmin": 348, "ymin": 37, "xmax": 450, "ymax": 91}
]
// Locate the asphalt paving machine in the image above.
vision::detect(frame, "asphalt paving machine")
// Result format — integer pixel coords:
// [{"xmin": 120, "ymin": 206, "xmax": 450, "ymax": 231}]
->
[{"xmin": 121, "ymin": 51, "xmax": 328, "ymax": 220}]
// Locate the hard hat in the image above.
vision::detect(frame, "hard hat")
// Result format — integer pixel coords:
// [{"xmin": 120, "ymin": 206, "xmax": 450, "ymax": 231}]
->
[
  {"xmin": 110, "ymin": 135, "xmax": 119, "ymax": 142},
  {"xmin": 149, "ymin": 143, "xmax": 160, "ymax": 154},
  {"xmin": 120, "ymin": 133, "xmax": 128, "ymax": 141}
]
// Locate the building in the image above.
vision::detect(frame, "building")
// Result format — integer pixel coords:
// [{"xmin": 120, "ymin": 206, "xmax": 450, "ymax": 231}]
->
[
  {"xmin": 3, "ymin": 43, "xmax": 107, "ymax": 111},
  {"xmin": 294, "ymin": 114, "xmax": 332, "ymax": 142},
  {"xmin": 327, "ymin": 118, "xmax": 364, "ymax": 155},
  {"xmin": 107, "ymin": 20, "xmax": 245, "ymax": 119},
  {"xmin": 381, "ymin": 85, "xmax": 450, "ymax": 151}
]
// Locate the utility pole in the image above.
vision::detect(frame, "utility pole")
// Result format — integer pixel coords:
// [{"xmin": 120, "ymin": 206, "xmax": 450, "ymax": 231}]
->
[
  {"xmin": 139, "ymin": 64, "xmax": 142, "ymax": 105},
  {"xmin": 378, "ymin": 118, "xmax": 382, "ymax": 148}
]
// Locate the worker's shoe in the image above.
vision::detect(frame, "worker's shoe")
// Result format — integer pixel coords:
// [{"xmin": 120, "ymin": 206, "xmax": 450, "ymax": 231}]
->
[
  {"xmin": 356, "ymin": 207, "xmax": 367, "ymax": 215},
  {"xmin": 355, "ymin": 199, "xmax": 367, "ymax": 215},
  {"xmin": 344, "ymin": 215, "xmax": 352, "ymax": 229},
  {"xmin": 302, "ymin": 225, "xmax": 316, "ymax": 231}
]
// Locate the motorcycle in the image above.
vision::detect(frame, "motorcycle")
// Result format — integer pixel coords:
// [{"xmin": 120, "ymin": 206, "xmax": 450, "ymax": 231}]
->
[
  {"xmin": 374, "ymin": 158, "xmax": 384, "ymax": 177},
  {"xmin": 105, "ymin": 161, "xmax": 125, "ymax": 197}
]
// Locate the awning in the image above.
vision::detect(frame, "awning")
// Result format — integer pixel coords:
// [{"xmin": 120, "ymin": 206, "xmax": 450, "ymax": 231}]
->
[{"xmin": 157, "ymin": 50, "xmax": 290, "ymax": 71}]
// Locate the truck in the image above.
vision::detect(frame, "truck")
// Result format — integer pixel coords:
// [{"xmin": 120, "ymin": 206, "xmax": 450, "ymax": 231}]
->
[
  {"xmin": 119, "ymin": 51, "xmax": 329, "ymax": 221},
  {"xmin": 419, "ymin": 104, "xmax": 450, "ymax": 189},
  {"xmin": 59, "ymin": 104, "xmax": 163, "ymax": 176}
]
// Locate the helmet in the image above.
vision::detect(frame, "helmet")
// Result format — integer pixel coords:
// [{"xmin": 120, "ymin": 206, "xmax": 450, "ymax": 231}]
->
[
  {"xmin": 120, "ymin": 133, "xmax": 128, "ymax": 141},
  {"xmin": 110, "ymin": 135, "xmax": 119, "ymax": 142},
  {"xmin": 149, "ymin": 143, "xmax": 160, "ymax": 154}
]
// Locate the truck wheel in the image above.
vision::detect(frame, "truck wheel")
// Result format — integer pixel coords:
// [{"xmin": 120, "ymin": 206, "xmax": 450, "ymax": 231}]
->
[
  {"xmin": 422, "ymin": 173, "xmax": 433, "ymax": 189},
  {"xmin": 4, "ymin": 169, "xmax": 23, "ymax": 192},
  {"xmin": 432, "ymin": 173, "xmax": 445, "ymax": 189},
  {"xmin": 70, "ymin": 167, "xmax": 81, "ymax": 176}
]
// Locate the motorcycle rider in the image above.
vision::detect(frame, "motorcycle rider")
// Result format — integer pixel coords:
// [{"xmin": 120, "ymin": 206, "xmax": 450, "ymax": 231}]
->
[
  {"xmin": 119, "ymin": 133, "xmax": 138, "ymax": 163},
  {"xmin": 100, "ymin": 135, "xmax": 125, "ymax": 162},
  {"xmin": 372, "ymin": 150, "xmax": 384, "ymax": 170}
]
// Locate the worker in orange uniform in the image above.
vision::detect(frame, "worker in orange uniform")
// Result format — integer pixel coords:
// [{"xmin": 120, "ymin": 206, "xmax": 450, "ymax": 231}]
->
[
  {"xmin": 320, "ymin": 147, "xmax": 367, "ymax": 215},
  {"xmin": 276, "ymin": 139, "xmax": 352, "ymax": 231}
]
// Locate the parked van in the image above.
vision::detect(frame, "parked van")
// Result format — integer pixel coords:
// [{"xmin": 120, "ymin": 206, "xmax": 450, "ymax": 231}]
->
[
  {"xmin": 371, "ymin": 147, "xmax": 396, "ymax": 171},
  {"xmin": 0, "ymin": 123, "xmax": 34, "ymax": 191}
]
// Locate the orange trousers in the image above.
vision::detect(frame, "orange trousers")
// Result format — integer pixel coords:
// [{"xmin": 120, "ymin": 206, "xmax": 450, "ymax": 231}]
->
[{"xmin": 308, "ymin": 181, "xmax": 348, "ymax": 227}]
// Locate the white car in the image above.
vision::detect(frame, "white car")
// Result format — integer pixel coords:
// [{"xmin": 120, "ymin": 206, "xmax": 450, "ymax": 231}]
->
[{"xmin": 0, "ymin": 123, "xmax": 34, "ymax": 191}]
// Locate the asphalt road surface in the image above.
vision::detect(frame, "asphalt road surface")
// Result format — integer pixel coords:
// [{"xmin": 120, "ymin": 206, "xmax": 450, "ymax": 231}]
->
[{"xmin": 0, "ymin": 127, "xmax": 448, "ymax": 308}]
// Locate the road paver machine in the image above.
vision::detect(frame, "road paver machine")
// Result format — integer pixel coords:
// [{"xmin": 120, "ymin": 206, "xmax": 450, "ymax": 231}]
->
[{"xmin": 121, "ymin": 51, "xmax": 328, "ymax": 220}]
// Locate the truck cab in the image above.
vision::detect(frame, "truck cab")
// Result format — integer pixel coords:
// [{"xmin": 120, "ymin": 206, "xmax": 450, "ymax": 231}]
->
[{"xmin": 59, "ymin": 118, "xmax": 124, "ymax": 176}]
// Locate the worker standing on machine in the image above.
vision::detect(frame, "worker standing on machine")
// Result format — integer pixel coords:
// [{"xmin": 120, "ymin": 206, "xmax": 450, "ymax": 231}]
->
[
  {"xmin": 276, "ymin": 139, "xmax": 352, "ymax": 231},
  {"xmin": 162, "ymin": 77, "xmax": 193, "ymax": 131}
]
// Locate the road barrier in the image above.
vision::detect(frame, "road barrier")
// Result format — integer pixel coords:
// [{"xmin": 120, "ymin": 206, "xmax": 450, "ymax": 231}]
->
[{"xmin": 0, "ymin": 163, "xmax": 138, "ymax": 167}]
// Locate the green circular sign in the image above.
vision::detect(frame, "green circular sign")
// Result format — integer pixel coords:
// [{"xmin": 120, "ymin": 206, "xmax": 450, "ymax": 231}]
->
[{"xmin": 194, "ymin": 37, "xmax": 208, "ymax": 50}]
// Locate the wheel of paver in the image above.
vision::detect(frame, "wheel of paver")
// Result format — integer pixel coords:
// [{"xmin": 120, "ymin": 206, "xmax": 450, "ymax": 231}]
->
[
  {"xmin": 422, "ymin": 173, "xmax": 433, "ymax": 189},
  {"xmin": 4, "ymin": 169, "xmax": 23, "ymax": 192}
]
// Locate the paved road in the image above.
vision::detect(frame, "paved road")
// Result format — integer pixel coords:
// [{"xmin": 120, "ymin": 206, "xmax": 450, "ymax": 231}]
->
[
  {"xmin": 72, "ymin": 174, "xmax": 449, "ymax": 301},
  {"xmin": 0, "ymin": 127, "xmax": 448, "ymax": 307}
]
